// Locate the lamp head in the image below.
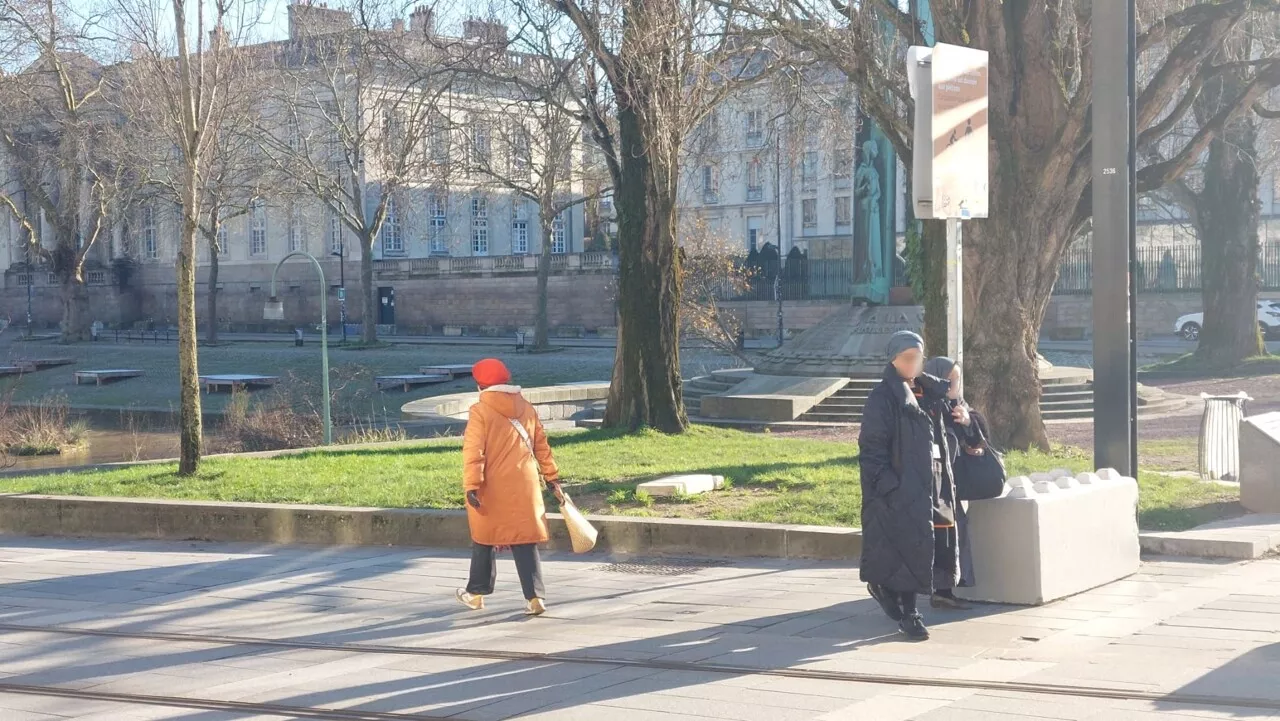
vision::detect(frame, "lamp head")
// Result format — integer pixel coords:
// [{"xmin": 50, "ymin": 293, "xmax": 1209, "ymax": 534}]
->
[{"xmin": 263, "ymin": 297, "xmax": 284, "ymax": 321}]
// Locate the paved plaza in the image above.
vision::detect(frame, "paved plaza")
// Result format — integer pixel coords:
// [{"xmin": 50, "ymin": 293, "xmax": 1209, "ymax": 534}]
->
[{"xmin": 0, "ymin": 538, "xmax": 1277, "ymax": 720}]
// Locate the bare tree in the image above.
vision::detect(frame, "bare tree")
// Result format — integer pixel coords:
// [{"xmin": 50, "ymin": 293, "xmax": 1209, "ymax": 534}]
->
[
  {"xmin": 750, "ymin": 0, "xmax": 1280, "ymax": 450},
  {"xmin": 110, "ymin": 0, "xmax": 256, "ymax": 474},
  {"xmin": 0, "ymin": 0, "xmax": 118, "ymax": 342},
  {"xmin": 537, "ymin": 0, "xmax": 784, "ymax": 432},
  {"xmin": 258, "ymin": 2, "xmax": 461, "ymax": 345}
]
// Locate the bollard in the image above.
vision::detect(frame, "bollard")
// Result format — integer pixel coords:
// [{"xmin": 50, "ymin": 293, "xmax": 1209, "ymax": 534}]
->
[{"xmin": 1199, "ymin": 392, "xmax": 1252, "ymax": 482}]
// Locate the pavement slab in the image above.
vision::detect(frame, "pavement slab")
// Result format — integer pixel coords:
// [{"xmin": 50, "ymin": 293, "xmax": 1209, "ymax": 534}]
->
[{"xmin": 0, "ymin": 539, "xmax": 1277, "ymax": 719}]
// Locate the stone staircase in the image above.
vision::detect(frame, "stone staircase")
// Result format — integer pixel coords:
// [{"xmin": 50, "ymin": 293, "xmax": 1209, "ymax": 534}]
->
[
  {"xmin": 679, "ymin": 368, "xmax": 1190, "ymax": 427},
  {"xmin": 681, "ymin": 370, "xmax": 752, "ymax": 418}
]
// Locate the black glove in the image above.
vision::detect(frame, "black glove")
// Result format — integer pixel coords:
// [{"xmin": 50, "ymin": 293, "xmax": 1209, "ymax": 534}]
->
[{"xmin": 466, "ymin": 490, "xmax": 481, "ymax": 510}]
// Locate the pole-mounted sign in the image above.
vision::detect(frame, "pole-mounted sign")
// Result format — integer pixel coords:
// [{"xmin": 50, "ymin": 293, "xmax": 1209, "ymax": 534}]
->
[{"xmin": 908, "ymin": 42, "xmax": 989, "ymax": 363}]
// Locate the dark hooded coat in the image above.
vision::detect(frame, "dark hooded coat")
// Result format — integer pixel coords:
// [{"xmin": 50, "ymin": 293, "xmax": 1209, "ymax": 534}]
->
[{"xmin": 858, "ymin": 364, "xmax": 957, "ymax": 594}]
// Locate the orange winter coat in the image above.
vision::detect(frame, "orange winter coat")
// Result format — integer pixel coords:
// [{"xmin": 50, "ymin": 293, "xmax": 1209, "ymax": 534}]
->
[{"xmin": 462, "ymin": 386, "xmax": 560, "ymax": 546}]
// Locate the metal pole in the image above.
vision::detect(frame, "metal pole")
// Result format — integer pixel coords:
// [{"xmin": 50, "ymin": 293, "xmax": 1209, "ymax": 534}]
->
[
  {"xmin": 945, "ymin": 218, "xmax": 963, "ymax": 364},
  {"xmin": 775, "ymin": 270, "xmax": 783, "ymax": 348},
  {"xmin": 336, "ymin": 244, "xmax": 348, "ymax": 346},
  {"xmin": 1090, "ymin": 0, "xmax": 1138, "ymax": 477},
  {"xmin": 271, "ymin": 251, "xmax": 332, "ymax": 445}
]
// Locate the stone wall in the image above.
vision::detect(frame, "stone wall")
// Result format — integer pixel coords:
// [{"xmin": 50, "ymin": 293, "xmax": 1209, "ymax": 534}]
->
[
  {"xmin": 2, "ymin": 261, "xmax": 617, "ymax": 334},
  {"xmin": 8, "ymin": 264, "xmax": 1277, "ymax": 339}
]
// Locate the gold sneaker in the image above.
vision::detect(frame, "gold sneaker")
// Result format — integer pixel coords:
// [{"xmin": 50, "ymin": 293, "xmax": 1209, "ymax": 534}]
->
[
  {"xmin": 525, "ymin": 598, "xmax": 547, "ymax": 616},
  {"xmin": 456, "ymin": 589, "xmax": 484, "ymax": 610}
]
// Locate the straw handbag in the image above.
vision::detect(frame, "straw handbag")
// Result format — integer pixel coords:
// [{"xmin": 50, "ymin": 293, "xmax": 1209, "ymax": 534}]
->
[
  {"xmin": 509, "ymin": 418, "xmax": 598, "ymax": 554},
  {"xmin": 558, "ymin": 492, "xmax": 598, "ymax": 553}
]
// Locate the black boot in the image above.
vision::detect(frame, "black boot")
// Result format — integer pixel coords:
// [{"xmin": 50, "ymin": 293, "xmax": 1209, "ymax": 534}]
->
[
  {"xmin": 899, "ymin": 612, "xmax": 930, "ymax": 642},
  {"xmin": 867, "ymin": 583, "xmax": 904, "ymax": 622}
]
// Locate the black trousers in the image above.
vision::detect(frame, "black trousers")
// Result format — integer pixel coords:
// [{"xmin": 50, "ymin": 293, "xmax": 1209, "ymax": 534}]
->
[{"xmin": 466, "ymin": 542, "xmax": 545, "ymax": 600}]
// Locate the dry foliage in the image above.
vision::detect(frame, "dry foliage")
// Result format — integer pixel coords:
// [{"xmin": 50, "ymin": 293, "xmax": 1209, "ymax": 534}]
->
[
  {"xmin": 679, "ymin": 218, "xmax": 752, "ymax": 360},
  {"xmin": 214, "ymin": 365, "xmax": 405, "ymax": 452}
]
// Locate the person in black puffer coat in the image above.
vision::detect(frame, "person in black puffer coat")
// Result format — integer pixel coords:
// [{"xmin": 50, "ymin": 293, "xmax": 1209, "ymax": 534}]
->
[
  {"xmin": 858, "ymin": 331, "xmax": 959, "ymax": 642},
  {"xmin": 924, "ymin": 356, "xmax": 988, "ymax": 609}
]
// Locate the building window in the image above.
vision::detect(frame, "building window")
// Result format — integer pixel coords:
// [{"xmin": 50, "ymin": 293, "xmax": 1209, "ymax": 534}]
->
[
  {"xmin": 16, "ymin": 273, "xmax": 31, "ymax": 286},
  {"xmin": 429, "ymin": 194, "xmax": 448, "ymax": 254},
  {"xmin": 142, "ymin": 205, "xmax": 158, "ymax": 259},
  {"xmin": 381, "ymin": 196, "xmax": 403, "ymax": 255},
  {"xmin": 512, "ymin": 203, "xmax": 529, "ymax": 255},
  {"xmin": 512, "ymin": 220, "xmax": 528, "ymax": 254},
  {"xmin": 429, "ymin": 118, "xmax": 450, "ymax": 166},
  {"xmin": 835, "ymin": 195, "xmax": 852, "ymax": 229},
  {"xmin": 746, "ymin": 158, "xmax": 764, "ymax": 202},
  {"xmin": 801, "ymin": 151, "xmax": 818, "ymax": 192},
  {"xmin": 328, "ymin": 212, "xmax": 343, "ymax": 254},
  {"xmin": 216, "ymin": 212, "xmax": 229, "ymax": 256},
  {"xmin": 471, "ymin": 196, "xmax": 488, "ymax": 256},
  {"xmin": 289, "ymin": 210, "xmax": 305, "ymax": 253},
  {"xmin": 470, "ymin": 119, "xmax": 491, "ymax": 172},
  {"xmin": 511, "ymin": 123, "xmax": 531, "ymax": 174},
  {"xmin": 287, "ymin": 122, "xmax": 301, "ymax": 152},
  {"xmin": 702, "ymin": 165, "xmax": 718, "ymax": 204},
  {"xmin": 745, "ymin": 109, "xmax": 764, "ymax": 147},
  {"xmin": 250, "ymin": 201, "xmax": 267, "ymax": 256},
  {"xmin": 552, "ymin": 214, "xmax": 566, "ymax": 254},
  {"xmin": 747, "ymin": 216, "xmax": 762, "ymax": 251},
  {"xmin": 802, "ymin": 198, "xmax": 817, "ymax": 229},
  {"xmin": 834, "ymin": 148, "xmax": 853, "ymax": 188}
]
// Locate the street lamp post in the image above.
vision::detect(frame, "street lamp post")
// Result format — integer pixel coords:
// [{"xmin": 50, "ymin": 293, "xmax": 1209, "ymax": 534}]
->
[
  {"xmin": 264, "ymin": 251, "xmax": 332, "ymax": 445},
  {"xmin": 331, "ymin": 243, "xmax": 347, "ymax": 346}
]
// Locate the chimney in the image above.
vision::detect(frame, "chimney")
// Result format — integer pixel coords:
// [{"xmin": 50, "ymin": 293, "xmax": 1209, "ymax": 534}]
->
[
  {"xmin": 392, "ymin": 18, "xmax": 405, "ymax": 34},
  {"xmin": 410, "ymin": 5, "xmax": 434, "ymax": 36},
  {"xmin": 208, "ymin": 24, "xmax": 228, "ymax": 49},
  {"xmin": 463, "ymin": 19, "xmax": 507, "ymax": 46},
  {"xmin": 288, "ymin": 1, "xmax": 354, "ymax": 41}
]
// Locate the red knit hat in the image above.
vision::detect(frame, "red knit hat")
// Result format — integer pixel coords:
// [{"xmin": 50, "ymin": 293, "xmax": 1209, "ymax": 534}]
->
[{"xmin": 472, "ymin": 358, "xmax": 512, "ymax": 389}]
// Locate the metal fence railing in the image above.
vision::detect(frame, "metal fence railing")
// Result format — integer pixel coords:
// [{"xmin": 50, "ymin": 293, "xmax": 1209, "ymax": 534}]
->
[{"xmin": 1054, "ymin": 242, "xmax": 1280, "ymax": 295}]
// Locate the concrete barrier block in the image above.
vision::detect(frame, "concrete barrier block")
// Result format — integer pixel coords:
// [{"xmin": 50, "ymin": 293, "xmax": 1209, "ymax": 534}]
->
[
  {"xmin": 1241, "ymin": 413, "xmax": 1280, "ymax": 514},
  {"xmin": 958, "ymin": 468, "xmax": 1140, "ymax": 605}
]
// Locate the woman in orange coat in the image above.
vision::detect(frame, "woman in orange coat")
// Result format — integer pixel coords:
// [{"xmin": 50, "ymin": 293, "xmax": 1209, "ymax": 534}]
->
[{"xmin": 456, "ymin": 358, "xmax": 561, "ymax": 616}]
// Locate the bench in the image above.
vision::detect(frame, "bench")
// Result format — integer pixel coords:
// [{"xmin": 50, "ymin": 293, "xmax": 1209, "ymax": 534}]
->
[
  {"xmin": 75, "ymin": 370, "xmax": 144, "ymax": 386},
  {"xmin": 419, "ymin": 364, "xmax": 473, "ymax": 379},
  {"xmin": 199, "ymin": 375, "xmax": 280, "ymax": 393},
  {"xmin": 375, "ymin": 374, "xmax": 450, "ymax": 392}
]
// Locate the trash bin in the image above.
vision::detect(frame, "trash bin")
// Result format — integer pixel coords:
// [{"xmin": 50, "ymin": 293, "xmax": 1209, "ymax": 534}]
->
[
  {"xmin": 294, "ymin": 327, "xmax": 305, "ymax": 347},
  {"xmin": 1199, "ymin": 392, "xmax": 1253, "ymax": 482}
]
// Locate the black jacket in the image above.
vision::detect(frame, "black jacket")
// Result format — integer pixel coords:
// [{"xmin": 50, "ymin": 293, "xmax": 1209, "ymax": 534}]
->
[{"xmin": 858, "ymin": 364, "xmax": 955, "ymax": 594}]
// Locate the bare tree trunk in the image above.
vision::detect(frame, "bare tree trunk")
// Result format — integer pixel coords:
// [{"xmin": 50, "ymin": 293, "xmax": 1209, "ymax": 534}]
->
[
  {"xmin": 918, "ymin": 219, "xmax": 948, "ymax": 356},
  {"xmin": 963, "ymin": 212, "xmax": 1057, "ymax": 452},
  {"xmin": 535, "ymin": 212, "xmax": 553, "ymax": 350},
  {"xmin": 602, "ymin": 104, "xmax": 686, "ymax": 433},
  {"xmin": 177, "ymin": 192, "xmax": 203, "ymax": 475},
  {"xmin": 59, "ymin": 275, "xmax": 91, "ymax": 343},
  {"xmin": 206, "ymin": 240, "xmax": 220, "ymax": 345},
  {"xmin": 1194, "ymin": 117, "xmax": 1263, "ymax": 366},
  {"xmin": 360, "ymin": 232, "xmax": 377, "ymax": 344}
]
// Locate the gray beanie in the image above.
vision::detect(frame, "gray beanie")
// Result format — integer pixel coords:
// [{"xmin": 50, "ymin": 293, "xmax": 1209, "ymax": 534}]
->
[{"xmin": 886, "ymin": 330, "xmax": 925, "ymax": 361}]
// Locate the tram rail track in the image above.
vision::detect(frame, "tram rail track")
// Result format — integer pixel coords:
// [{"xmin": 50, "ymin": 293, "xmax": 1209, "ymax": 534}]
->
[{"xmin": 0, "ymin": 622, "xmax": 1277, "ymax": 714}]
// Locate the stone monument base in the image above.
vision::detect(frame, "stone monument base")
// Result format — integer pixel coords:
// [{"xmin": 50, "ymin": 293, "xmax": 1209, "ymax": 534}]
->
[{"xmin": 755, "ymin": 304, "xmax": 925, "ymax": 378}]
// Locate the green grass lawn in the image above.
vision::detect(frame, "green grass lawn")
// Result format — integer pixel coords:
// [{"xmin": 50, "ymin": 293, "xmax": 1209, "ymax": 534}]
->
[{"xmin": 0, "ymin": 426, "xmax": 1238, "ymax": 532}]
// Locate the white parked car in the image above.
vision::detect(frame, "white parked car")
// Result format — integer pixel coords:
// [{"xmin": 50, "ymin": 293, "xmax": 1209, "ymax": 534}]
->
[{"xmin": 1175, "ymin": 302, "xmax": 1280, "ymax": 341}]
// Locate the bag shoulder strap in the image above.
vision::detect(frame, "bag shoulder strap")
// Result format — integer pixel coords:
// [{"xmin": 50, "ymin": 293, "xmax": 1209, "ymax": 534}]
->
[{"xmin": 508, "ymin": 417, "xmax": 535, "ymax": 457}]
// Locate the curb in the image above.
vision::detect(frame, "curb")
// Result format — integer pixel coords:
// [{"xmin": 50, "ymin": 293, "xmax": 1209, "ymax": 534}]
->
[
  {"xmin": 0, "ymin": 494, "xmax": 861, "ymax": 562},
  {"xmin": 0, "ymin": 494, "xmax": 1270, "ymax": 562}
]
